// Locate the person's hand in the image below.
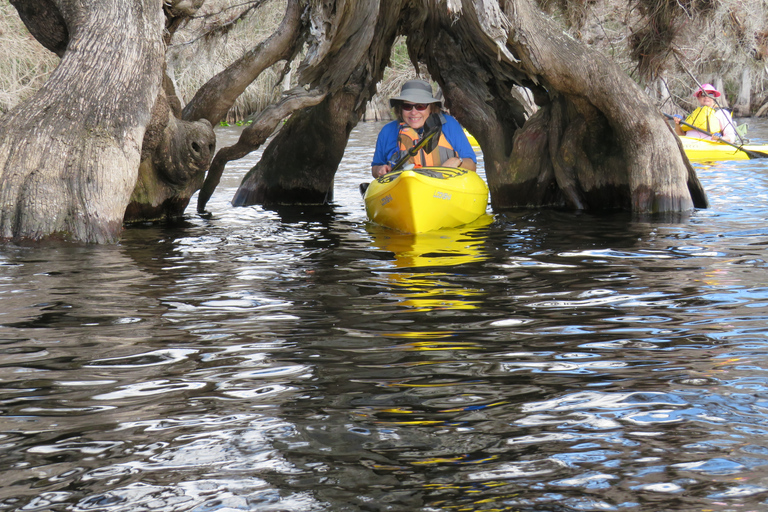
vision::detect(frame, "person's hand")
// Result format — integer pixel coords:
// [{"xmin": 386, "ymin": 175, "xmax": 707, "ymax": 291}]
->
[
  {"xmin": 672, "ymin": 114, "xmax": 683, "ymax": 125},
  {"xmin": 372, "ymin": 164, "xmax": 391, "ymax": 178},
  {"xmin": 443, "ymin": 156, "xmax": 464, "ymax": 168},
  {"xmin": 712, "ymin": 132, "xmax": 722, "ymax": 142}
]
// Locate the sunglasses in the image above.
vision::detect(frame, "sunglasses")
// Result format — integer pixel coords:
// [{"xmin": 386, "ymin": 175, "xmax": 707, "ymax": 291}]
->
[{"xmin": 401, "ymin": 103, "xmax": 429, "ymax": 111}]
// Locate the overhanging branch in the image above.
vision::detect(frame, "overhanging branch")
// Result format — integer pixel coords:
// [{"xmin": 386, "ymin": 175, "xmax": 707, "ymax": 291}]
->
[{"xmin": 197, "ymin": 87, "xmax": 327, "ymax": 212}]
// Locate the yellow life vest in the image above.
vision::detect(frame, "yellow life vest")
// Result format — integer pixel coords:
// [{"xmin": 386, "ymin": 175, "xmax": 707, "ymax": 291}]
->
[
  {"xmin": 682, "ymin": 106, "xmax": 721, "ymax": 135},
  {"xmin": 395, "ymin": 124, "xmax": 457, "ymax": 168}
]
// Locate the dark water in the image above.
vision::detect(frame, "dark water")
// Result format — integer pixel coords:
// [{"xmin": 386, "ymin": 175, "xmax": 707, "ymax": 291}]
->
[{"xmin": 3, "ymin": 121, "xmax": 768, "ymax": 512}]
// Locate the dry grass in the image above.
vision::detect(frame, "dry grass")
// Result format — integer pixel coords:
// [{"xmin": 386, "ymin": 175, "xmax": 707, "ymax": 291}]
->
[
  {"xmin": 378, "ymin": 38, "xmax": 421, "ymax": 100},
  {"xmin": 367, "ymin": 37, "xmax": 422, "ymax": 120},
  {"xmin": 167, "ymin": 0, "xmax": 291, "ymax": 123},
  {"xmin": 0, "ymin": 3, "xmax": 59, "ymax": 114}
]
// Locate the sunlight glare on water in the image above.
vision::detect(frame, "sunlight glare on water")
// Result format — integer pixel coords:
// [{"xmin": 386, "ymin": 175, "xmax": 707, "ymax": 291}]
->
[{"xmin": 2, "ymin": 121, "xmax": 768, "ymax": 511}]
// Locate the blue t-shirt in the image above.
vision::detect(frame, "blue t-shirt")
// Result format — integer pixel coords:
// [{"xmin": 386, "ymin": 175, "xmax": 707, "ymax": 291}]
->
[{"xmin": 371, "ymin": 114, "xmax": 477, "ymax": 167}]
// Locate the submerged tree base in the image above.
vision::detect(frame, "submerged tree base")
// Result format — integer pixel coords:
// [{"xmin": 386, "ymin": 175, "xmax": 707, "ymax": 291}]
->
[
  {"xmin": 229, "ymin": 0, "xmax": 706, "ymax": 215},
  {"xmin": 0, "ymin": 0, "xmax": 708, "ymax": 244}
]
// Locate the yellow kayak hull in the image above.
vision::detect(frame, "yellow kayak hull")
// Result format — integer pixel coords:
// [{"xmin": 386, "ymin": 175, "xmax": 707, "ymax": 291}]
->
[
  {"xmin": 364, "ymin": 167, "xmax": 489, "ymax": 234},
  {"xmin": 464, "ymin": 128, "xmax": 479, "ymax": 147},
  {"xmin": 680, "ymin": 137, "xmax": 768, "ymax": 162},
  {"xmin": 464, "ymin": 130, "xmax": 766, "ymax": 162}
]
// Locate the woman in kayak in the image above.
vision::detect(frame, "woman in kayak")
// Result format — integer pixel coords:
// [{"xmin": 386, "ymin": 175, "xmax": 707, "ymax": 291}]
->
[
  {"xmin": 672, "ymin": 83, "xmax": 737, "ymax": 143},
  {"xmin": 371, "ymin": 79, "xmax": 477, "ymax": 178}
]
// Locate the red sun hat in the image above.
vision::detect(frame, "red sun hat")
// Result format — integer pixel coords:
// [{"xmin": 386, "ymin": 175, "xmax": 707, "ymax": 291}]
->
[{"xmin": 694, "ymin": 83, "xmax": 721, "ymax": 98}]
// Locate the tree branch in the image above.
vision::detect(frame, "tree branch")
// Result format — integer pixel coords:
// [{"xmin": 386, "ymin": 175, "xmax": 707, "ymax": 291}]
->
[
  {"xmin": 182, "ymin": 0, "xmax": 306, "ymax": 126},
  {"xmin": 197, "ymin": 87, "xmax": 326, "ymax": 212},
  {"xmin": 10, "ymin": 0, "xmax": 68, "ymax": 57}
]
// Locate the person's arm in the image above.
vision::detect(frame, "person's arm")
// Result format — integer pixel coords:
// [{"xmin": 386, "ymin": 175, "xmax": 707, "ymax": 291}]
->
[
  {"xmin": 443, "ymin": 116, "xmax": 478, "ymax": 171},
  {"xmin": 371, "ymin": 122, "xmax": 398, "ymax": 177},
  {"xmin": 442, "ymin": 156, "xmax": 477, "ymax": 171},
  {"xmin": 717, "ymin": 111, "xmax": 737, "ymax": 143}
]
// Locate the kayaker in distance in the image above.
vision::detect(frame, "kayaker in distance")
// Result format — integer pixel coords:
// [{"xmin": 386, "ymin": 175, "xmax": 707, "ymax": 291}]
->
[
  {"xmin": 672, "ymin": 83, "xmax": 736, "ymax": 143},
  {"xmin": 371, "ymin": 79, "xmax": 477, "ymax": 178}
]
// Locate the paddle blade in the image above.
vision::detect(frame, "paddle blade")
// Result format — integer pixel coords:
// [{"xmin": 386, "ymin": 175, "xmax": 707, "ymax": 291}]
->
[
  {"xmin": 743, "ymin": 148, "xmax": 768, "ymax": 159},
  {"xmin": 423, "ymin": 127, "xmax": 441, "ymax": 154}
]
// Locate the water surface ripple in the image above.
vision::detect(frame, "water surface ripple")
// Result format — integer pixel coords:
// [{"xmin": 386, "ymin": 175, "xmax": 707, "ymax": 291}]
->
[{"xmin": 2, "ymin": 122, "xmax": 768, "ymax": 511}]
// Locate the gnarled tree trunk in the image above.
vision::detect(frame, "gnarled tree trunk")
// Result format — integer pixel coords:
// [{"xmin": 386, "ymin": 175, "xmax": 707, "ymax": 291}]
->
[
  {"xmin": 1, "ymin": 0, "xmax": 709, "ymax": 245},
  {"xmin": 123, "ymin": 1, "xmax": 216, "ymax": 224},
  {"xmin": 0, "ymin": 0, "xmax": 165, "ymax": 242},
  {"xmin": 125, "ymin": 82, "xmax": 215, "ymax": 223},
  {"xmin": 192, "ymin": 0, "xmax": 321, "ymax": 212},
  {"xmin": 232, "ymin": 90, "xmax": 357, "ymax": 205},
  {"xmin": 231, "ymin": 0, "xmax": 405, "ymax": 206},
  {"xmin": 410, "ymin": 0, "xmax": 706, "ymax": 212},
  {"xmin": 231, "ymin": 0, "xmax": 705, "ymax": 213}
]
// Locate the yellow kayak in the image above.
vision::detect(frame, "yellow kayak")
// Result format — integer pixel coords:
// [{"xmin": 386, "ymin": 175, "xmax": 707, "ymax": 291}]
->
[
  {"xmin": 680, "ymin": 137, "xmax": 768, "ymax": 162},
  {"xmin": 466, "ymin": 126, "xmax": 767, "ymax": 162},
  {"xmin": 464, "ymin": 128, "xmax": 479, "ymax": 147},
  {"xmin": 364, "ymin": 167, "xmax": 489, "ymax": 234}
]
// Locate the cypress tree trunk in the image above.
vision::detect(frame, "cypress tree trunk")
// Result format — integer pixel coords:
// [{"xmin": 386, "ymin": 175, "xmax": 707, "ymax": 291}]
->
[
  {"xmin": 231, "ymin": 0, "xmax": 405, "ymax": 206},
  {"xmin": 0, "ymin": 0, "xmax": 709, "ymax": 246},
  {"xmin": 0, "ymin": 0, "xmax": 164, "ymax": 242},
  {"xmin": 232, "ymin": 92, "xmax": 356, "ymax": 205},
  {"xmin": 233, "ymin": 0, "xmax": 706, "ymax": 213},
  {"xmin": 734, "ymin": 67, "xmax": 751, "ymax": 117},
  {"xmin": 411, "ymin": 0, "xmax": 706, "ymax": 212}
]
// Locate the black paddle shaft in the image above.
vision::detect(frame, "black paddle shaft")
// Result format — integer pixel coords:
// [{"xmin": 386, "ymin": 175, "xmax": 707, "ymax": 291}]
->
[{"xmin": 663, "ymin": 113, "xmax": 768, "ymax": 159}]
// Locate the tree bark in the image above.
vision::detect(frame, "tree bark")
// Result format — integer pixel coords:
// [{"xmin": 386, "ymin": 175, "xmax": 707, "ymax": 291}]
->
[
  {"xmin": 411, "ymin": 0, "xmax": 706, "ymax": 212},
  {"xmin": 125, "ymin": 101, "xmax": 215, "ymax": 222},
  {"xmin": 189, "ymin": 0, "xmax": 322, "ymax": 212},
  {"xmin": 232, "ymin": 90, "xmax": 356, "ymax": 205},
  {"xmin": 1, "ymin": 0, "xmax": 709, "ymax": 245},
  {"xmin": 10, "ymin": 0, "xmax": 68, "ymax": 57},
  {"xmin": 199, "ymin": 88, "xmax": 326, "ymax": 211},
  {"xmin": 182, "ymin": 0, "xmax": 306, "ymax": 127},
  {"xmin": 0, "ymin": 0, "xmax": 164, "ymax": 242},
  {"xmin": 231, "ymin": 0, "xmax": 405, "ymax": 206},
  {"xmin": 734, "ymin": 67, "xmax": 751, "ymax": 117},
  {"xmin": 123, "ymin": 1, "xmax": 217, "ymax": 224},
  {"xmin": 232, "ymin": 0, "xmax": 705, "ymax": 213}
]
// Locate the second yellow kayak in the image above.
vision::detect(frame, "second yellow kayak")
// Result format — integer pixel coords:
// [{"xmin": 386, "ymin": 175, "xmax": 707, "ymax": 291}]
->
[
  {"xmin": 464, "ymin": 128, "xmax": 479, "ymax": 147},
  {"xmin": 680, "ymin": 137, "xmax": 768, "ymax": 162},
  {"xmin": 467, "ymin": 127, "xmax": 767, "ymax": 163}
]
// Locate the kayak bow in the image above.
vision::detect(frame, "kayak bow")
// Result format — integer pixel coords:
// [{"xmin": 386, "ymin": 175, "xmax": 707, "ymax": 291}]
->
[{"xmin": 363, "ymin": 167, "xmax": 489, "ymax": 234}]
